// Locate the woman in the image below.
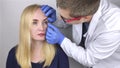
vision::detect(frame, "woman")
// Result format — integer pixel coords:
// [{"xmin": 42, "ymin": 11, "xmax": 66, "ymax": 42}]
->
[{"xmin": 6, "ymin": 4, "xmax": 69, "ymax": 68}]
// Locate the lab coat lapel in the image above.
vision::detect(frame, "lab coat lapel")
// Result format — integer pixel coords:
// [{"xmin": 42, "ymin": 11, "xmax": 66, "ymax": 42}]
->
[
  {"xmin": 87, "ymin": 14, "xmax": 100, "ymax": 38},
  {"xmin": 85, "ymin": 0, "xmax": 105, "ymax": 47},
  {"xmin": 87, "ymin": 2, "xmax": 102, "ymax": 40}
]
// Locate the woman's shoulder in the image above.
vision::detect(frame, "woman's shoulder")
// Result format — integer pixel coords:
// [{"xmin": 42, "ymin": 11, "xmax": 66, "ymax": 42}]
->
[
  {"xmin": 8, "ymin": 45, "xmax": 17, "ymax": 55},
  {"xmin": 7, "ymin": 45, "xmax": 18, "ymax": 59},
  {"xmin": 55, "ymin": 45, "xmax": 68, "ymax": 57},
  {"xmin": 51, "ymin": 45, "xmax": 69, "ymax": 68},
  {"xmin": 6, "ymin": 45, "xmax": 20, "ymax": 68}
]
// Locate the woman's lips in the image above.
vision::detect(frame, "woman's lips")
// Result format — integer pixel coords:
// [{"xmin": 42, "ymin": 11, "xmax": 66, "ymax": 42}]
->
[{"xmin": 37, "ymin": 33, "xmax": 45, "ymax": 36}]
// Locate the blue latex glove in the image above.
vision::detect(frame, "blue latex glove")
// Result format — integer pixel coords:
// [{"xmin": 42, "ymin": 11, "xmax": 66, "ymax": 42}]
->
[
  {"xmin": 41, "ymin": 5, "xmax": 56, "ymax": 23},
  {"xmin": 46, "ymin": 23, "xmax": 65, "ymax": 45}
]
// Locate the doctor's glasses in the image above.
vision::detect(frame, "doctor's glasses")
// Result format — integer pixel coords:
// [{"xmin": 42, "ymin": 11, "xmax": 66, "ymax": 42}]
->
[{"xmin": 61, "ymin": 15, "xmax": 82, "ymax": 24}]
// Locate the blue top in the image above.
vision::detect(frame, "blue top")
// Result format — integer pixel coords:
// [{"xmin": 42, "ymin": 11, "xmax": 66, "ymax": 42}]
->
[{"xmin": 6, "ymin": 46, "xmax": 69, "ymax": 68}]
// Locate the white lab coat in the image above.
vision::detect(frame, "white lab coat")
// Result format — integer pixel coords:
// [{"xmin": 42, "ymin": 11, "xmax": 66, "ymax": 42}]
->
[{"xmin": 61, "ymin": 0, "xmax": 120, "ymax": 68}]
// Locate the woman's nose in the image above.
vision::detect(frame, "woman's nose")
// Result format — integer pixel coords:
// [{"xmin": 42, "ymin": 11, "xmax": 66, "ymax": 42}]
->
[{"xmin": 38, "ymin": 24, "xmax": 44, "ymax": 31}]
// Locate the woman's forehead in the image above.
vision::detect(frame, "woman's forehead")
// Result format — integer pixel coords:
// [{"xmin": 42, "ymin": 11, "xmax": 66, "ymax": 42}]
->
[{"xmin": 33, "ymin": 8, "xmax": 47, "ymax": 19}]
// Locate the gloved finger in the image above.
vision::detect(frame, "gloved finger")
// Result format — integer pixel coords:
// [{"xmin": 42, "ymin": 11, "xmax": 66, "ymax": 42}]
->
[
  {"xmin": 46, "ymin": 36, "xmax": 56, "ymax": 44},
  {"xmin": 42, "ymin": 6, "xmax": 52, "ymax": 13},
  {"xmin": 51, "ymin": 13, "xmax": 56, "ymax": 18},
  {"xmin": 46, "ymin": 37, "xmax": 56, "ymax": 44},
  {"xmin": 46, "ymin": 35, "xmax": 52, "ymax": 40},
  {"xmin": 46, "ymin": 39, "xmax": 54, "ymax": 44},
  {"xmin": 48, "ymin": 13, "xmax": 56, "ymax": 23},
  {"xmin": 46, "ymin": 39, "xmax": 52, "ymax": 44},
  {"xmin": 46, "ymin": 31, "xmax": 54, "ymax": 38},
  {"xmin": 51, "ymin": 13, "xmax": 56, "ymax": 17},
  {"xmin": 48, "ymin": 18, "xmax": 55, "ymax": 23},
  {"xmin": 47, "ymin": 26, "xmax": 54, "ymax": 33},
  {"xmin": 48, "ymin": 23, "xmax": 58, "ymax": 31},
  {"xmin": 46, "ymin": 29, "xmax": 56, "ymax": 39},
  {"xmin": 41, "ymin": 5, "xmax": 50, "ymax": 11},
  {"xmin": 46, "ymin": 35, "xmax": 50, "ymax": 40},
  {"xmin": 46, "ymin": 32, "xmax": 51, "ymax": 38},
  {"xmin": 45, "ymin": 9, "xmax": 55, "ymax": 16},
  {"xmin": 41, "ymin": 5, "xmax": 50, "ymax": 12},
  {"xmin": 41, "ymin": 5, "xmax": 47, "ymax": 10},
  {"xmin": 46, "ymin": 27, "xmax": 57, "ymax": 39},
  {"xmin": 49, "ymin": 40, "xmax": 56, "ymax": 44}
]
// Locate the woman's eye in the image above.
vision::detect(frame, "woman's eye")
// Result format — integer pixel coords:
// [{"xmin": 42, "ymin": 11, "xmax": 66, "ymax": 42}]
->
[
  {"xmin": 42, "ymin": 20, "xmax": 48, "ymax": 25},
  {"xmin": 44, "ymin": 21, "xmax": 48, "ymax": 24},
  {"xmin": 33, "ymin": 21, "xmax": 37, "ymax": 25}
]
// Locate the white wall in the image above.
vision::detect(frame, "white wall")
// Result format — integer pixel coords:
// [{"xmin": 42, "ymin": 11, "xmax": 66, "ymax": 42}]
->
[
  {"xmin": 0, "ymin": 0, "xmax": 2, "ymax": 62},
  {"xmin": 1, "ymin": 0, "xmax": 120, "ymax": 68},
  {"xmin": 0, "ymin": 0, "xmax": 2, "ymax": 65}
]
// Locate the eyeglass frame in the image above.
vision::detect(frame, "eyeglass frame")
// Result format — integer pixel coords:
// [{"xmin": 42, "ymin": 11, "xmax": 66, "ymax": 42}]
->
[{"xmin": 60, "ymin": 15, "xmax": 82, "ymax": 23}]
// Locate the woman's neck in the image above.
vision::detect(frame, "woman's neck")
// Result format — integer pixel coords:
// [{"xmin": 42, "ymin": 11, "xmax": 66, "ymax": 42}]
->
[
  {"xmin": 31, "ymin": 40, "xmax": 44, "ymax": 50},
  {"xmin": 31, "ymin": 40, "xmax": 45, "ymax": 63}
]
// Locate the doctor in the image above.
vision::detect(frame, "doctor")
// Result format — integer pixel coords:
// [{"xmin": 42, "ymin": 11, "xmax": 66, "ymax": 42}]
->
[{"xmin": 42, "ymin": 0, "xmax": 120, "ymax": 68}]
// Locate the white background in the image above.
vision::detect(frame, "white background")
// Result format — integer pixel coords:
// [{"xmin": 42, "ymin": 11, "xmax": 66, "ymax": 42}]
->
[{"xmin": 0, "ymin": 0, "xmax": 120, "ymax": 68}]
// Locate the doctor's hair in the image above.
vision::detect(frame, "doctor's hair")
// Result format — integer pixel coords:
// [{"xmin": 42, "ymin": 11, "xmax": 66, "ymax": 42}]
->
[
  {"xmin": 16, "ymin": 4, "xmax": 56, "ymax": 68},
  {"xmin": 57, "ymin": 0, "xmax": 100, "ymax": 17}
]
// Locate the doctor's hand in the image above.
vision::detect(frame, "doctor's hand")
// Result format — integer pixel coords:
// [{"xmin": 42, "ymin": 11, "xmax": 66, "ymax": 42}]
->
[
  {"xmin": 46, "ymin": 23, "xmax": 65, "ymax": 45},
  {"xmin": 41, "ymin": 5, "xmax": 56, "ymax": 23}
]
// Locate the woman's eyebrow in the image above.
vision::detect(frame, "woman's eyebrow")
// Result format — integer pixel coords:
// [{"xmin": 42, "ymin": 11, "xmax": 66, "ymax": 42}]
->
[
  {"xmin": 33, "ymin": 18, "xmax": 47, "ymax": 22},
  {"xmin": 33, "ymin": 19, "xmax": 38, "ymax": 21}
]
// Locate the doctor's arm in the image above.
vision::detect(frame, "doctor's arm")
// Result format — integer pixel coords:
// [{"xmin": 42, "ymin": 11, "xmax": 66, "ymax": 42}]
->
[
  {"xmin": 46, "ymin": 23, "xmax": 120, "ymax": 67},
  {"xmin": 61, "ymin": 31, "xmax": 120, "ymax": 67},
  {"xmin": 45, "ymin": 23, "xmax": 94, "ymax": 66}
]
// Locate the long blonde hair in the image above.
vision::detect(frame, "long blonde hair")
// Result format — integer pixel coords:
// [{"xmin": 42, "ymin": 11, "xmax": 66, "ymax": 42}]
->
[{"xmin": 16, "ymin": 4, "xmax": 56, "ymax": 68}]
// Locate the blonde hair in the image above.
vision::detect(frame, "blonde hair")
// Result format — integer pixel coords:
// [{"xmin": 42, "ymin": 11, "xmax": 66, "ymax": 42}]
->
[{"xmin": 16, "ymin": 4, "xmax": 56, "ymax": 68}]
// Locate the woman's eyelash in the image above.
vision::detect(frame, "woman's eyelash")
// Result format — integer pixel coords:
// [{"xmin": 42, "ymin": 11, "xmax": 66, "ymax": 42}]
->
[{"xmin": 42, "ymin": 20, "xmax": 48, "ymax": 24}]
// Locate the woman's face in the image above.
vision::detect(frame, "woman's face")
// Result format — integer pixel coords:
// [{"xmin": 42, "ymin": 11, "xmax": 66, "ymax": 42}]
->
[{"xmin": 30, "ymin": 8, "xmax": 48, "ymax": 41}]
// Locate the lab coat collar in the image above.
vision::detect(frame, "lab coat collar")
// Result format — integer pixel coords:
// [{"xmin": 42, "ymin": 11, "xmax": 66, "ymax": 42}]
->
[{"xmin": 87, "ymin": 0, "xmax": 108, "ymax": 38}]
